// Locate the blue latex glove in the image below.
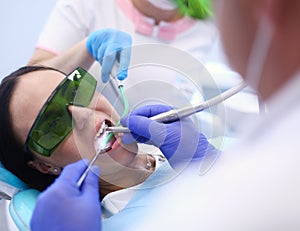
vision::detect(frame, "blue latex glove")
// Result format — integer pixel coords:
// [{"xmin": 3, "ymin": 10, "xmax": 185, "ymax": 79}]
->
[
  {"xmin": 86, "ymin": 29, "xmax": 132, "ymax": 83},
  {"xmin": 30, "ymin": 160, "xmax": 101, "ymax": 231},
  {"xmin": 121, "ymin": 105, "xmax": 213, "ymax": 168}
]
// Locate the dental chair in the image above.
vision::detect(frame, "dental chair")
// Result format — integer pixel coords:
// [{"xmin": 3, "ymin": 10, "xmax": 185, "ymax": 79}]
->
[{"xmin": 0, "ymin": 162, "xmax": 40, "ymax": 231}]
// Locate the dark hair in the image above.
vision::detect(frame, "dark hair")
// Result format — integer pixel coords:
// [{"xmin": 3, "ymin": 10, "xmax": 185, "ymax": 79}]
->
[{"xmin": 0, "ymin": 66, "xmax": 65, "ymax": 191}]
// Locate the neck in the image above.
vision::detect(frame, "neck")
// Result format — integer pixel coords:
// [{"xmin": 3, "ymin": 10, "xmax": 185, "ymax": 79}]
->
[{"xmin": 131, "ymin": 0, "xmax": 183, "ymax": 25}]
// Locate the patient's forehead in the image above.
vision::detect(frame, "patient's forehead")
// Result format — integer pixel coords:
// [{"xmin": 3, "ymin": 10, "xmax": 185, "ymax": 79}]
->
[{"xmin": 9, "ymin": 70, "xmax": 65, "ymax": 143}]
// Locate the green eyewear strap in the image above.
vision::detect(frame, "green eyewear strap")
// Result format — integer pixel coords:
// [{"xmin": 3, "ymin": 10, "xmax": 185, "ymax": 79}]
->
[{"xmin": 24, "ymin": 67, "xmax": 97, "ymax": 157}]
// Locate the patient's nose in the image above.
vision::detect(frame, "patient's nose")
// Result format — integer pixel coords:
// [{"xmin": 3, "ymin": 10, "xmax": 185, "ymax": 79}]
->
[{"xmin": 68, "ymin": 105, "xmax": 93, "ymax": 130}]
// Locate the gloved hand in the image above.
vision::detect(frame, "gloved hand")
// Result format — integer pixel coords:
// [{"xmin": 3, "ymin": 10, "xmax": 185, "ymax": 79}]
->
[
  {"xmin": 86, "ymin": 28, "xmax": 132, "ymax": 83},
  {"xmin": 30, "ymin": 159, "xmax": 101, "ymax": 231},
  {"xmin": 121, "ymin": 104, "xmax": 213, "ymax": 168}
]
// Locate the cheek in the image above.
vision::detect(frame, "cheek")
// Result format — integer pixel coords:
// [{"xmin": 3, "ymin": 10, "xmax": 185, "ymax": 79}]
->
[
  {"xmin": 214, "ymin": 1, "xmax": 253, "ymax": 76},
  {"xmin": 96, "ymin": 141, "xmax": 138, "ymax": 173},
  {"xmin": 92, "ymin": 94, "xmax": 119, "ymax": 123},
  {"xmin": 73, "ymin": 124, "xmax": 96, "ymax": 158},
  {"xmin": 216, "ymin": 2, "xmax": 240, "ymax": 52},
  {"xmin": 110, "ymin": 141, "xmax": 138, "ymax": 164},
  {"xmin": 52, "ymin": 135, "xmax": 93, "ymax": 167}
]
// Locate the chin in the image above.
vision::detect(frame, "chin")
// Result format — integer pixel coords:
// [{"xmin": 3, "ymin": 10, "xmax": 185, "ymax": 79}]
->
[{"xmin": 107, "ymin": 142, "xmax": 138, "ymax": 167}]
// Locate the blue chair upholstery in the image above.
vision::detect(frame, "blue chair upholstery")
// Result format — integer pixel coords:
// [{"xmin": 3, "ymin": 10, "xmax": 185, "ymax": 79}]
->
[
  {"xmin": 9, "ymin": 189, "xmax": 40, "ymax": 231},
  {"xmin": 0, "ymin": 163, "xmax": 28, "ymax": 191},
  {"xmin": 0, "ymin": 162, "xmax": 40, "ymax": 231}
]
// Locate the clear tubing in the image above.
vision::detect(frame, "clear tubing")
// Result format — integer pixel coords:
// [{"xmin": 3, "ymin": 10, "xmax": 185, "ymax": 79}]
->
[
  {"xmin": 107, "ymin": 81, "xmax": 247, "ymax": 133},
  {"xmin": 77, "ymin": 83, "xmax": 129, "ymax": 188},
  {"xmin": 99, "ymin": 84, "xmax": 129, "ymax": 148}
]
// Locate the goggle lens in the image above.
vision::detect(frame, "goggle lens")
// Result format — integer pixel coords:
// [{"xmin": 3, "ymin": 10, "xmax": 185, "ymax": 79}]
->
[{"xmin": 25, "ymin": 67, "xmax": 97, "ymax": 156}]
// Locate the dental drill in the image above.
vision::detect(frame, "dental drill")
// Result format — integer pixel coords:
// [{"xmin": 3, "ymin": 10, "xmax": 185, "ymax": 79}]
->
[{"xmin": 106, "ymin": 81, "xmax": 248, "ymax": 133}]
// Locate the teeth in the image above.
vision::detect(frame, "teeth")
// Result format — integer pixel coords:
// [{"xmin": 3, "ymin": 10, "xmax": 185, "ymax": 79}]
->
[
  {"xmin": 96, "ymin": 121, "xmax": 108, "ymax": 138},
  {"xmin": 95, "ymin": 121, "xmax": 115, "ymax": 153}
]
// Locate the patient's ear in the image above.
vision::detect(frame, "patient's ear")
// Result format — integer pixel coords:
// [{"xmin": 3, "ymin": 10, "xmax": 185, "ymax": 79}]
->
[{"xmin": 27, "ymin": 160, "xmax": 61, "ymax": 175}]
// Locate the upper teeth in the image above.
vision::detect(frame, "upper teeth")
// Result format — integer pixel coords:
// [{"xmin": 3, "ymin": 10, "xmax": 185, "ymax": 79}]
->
[{"xmin": 96, "ymin": 121, "xmax": 108, "ymax": 138}]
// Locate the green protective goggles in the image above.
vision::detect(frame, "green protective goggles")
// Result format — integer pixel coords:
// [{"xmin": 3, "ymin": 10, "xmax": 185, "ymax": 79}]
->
[{"xmin": 24, "ymin": 67, "xmax": 97, "ymax": 157}]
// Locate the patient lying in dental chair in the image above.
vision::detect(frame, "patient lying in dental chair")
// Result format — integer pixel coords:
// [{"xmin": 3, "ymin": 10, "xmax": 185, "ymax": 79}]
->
[{"xmin": 0, "ymin": 66, "xmax": 176, "ymax": 222}]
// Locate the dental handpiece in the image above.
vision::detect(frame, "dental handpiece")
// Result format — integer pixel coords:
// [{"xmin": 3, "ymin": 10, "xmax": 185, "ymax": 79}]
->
[{"xmin": 106, "ymin": 82, "xmax": 247, "ymax": 133}]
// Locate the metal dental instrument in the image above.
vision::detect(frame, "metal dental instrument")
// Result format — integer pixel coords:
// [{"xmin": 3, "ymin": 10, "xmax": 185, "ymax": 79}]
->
[
  {"xmin": 76, "ymin": 145, "xmax": 111, "ymax": 188},
  {"xmin": 106, "ymin": 82, "xmax": 248, "ymax": 134},
  {"xmin": 77, "ymin": 61, "xmax": 129, "ymax": 188}
]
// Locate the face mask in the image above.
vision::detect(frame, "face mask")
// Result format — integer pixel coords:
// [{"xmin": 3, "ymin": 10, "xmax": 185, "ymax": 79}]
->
[
  {"xmin": 147, "ymin": 0, "xmax": 177, "ymax": 10},
  {"xmin": 244, "ymin": 15, "xmax": 275, "ymax": 94}
]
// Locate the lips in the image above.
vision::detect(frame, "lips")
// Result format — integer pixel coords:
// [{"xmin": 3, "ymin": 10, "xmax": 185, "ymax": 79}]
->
[{"xmin": 94, "ymin": 119, "xmax": 117, "ymax": 153}]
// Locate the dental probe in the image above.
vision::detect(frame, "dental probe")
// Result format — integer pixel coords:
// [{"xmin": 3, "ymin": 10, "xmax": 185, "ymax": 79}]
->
[
  {"xmin": 77, "ymin": 61, "xmax": 129, "ymax": 188},
  {"xmin": 106, "ymin": 81, "xmax": 248, "ymax": 133},
  {"xmin": 76, "ymin": 146, "xmax": 111, "ymax": 188}
]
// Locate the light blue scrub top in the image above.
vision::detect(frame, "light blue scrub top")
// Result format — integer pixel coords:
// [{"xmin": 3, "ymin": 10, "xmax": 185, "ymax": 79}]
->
[
  {"xmin": 102, "ymin": 144, "xmax": 222, "ymax": 231},
  {"xmin": 102, "ymin": 161, "xmax": 176, "ymax": 230}
]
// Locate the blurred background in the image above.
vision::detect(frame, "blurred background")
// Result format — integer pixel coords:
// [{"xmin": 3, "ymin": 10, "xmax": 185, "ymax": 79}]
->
[
  {"xmin": 0, "ymin": 0, "xmax": 55, "ymax": 80},
  {"xmin": 0, "ymin": 1, "xmax": 55, "ymax": 229}
]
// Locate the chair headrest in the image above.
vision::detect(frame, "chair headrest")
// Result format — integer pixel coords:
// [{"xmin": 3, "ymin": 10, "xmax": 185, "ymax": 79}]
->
[
  {"xmin": 9, "ymin": 189, "xmax": 40, "ymax": 231},
  {"xmin": 0, "ymin": 162, "xmax": 28, "ymax": 191}
]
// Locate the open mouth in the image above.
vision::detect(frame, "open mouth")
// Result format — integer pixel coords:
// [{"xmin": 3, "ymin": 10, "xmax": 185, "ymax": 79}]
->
[{"xmin": 94, "ymin": 120, "xmax": 116, "ymax": 153}]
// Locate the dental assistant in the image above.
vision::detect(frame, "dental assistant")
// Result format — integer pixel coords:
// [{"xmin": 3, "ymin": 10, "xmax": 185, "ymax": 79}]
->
[
  {"xmin": 31, "ymin": 0, "xmax": 300, "ymax": 230},
  {"xmin": 29, "ymin": 0, "xmax": 214, "ymax": 71},
  {"xmin": 28, "ymin": 0, "xmax": 220, "ymax": 110}
]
